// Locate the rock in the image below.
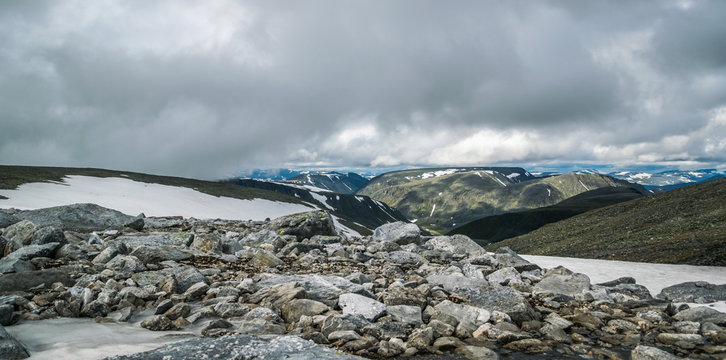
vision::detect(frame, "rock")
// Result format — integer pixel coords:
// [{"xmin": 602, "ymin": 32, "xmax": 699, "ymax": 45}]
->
[
  {"xmin": 656, "ymin": 333, "xmax": 704, "ymax": 347},
  {"xmin": 433, "ymin": 336, "xmax": 464, "ymax": 352},
  {"xmin": 87, "ymin": 232, "xmax": 104, "ymax": 245},
  {"xmin": 124, "ymin": 218, "xmax": 144, "ymax": 231},
  {"xmin": 248, "ymin": 249, "xmax": 284, "ymax": 268},
  {"xmin": 631, "ymin": 345, "xmax": 681, "ymax": 360},
  {"xmin": 2, "ymin": 220, "xmax": 37, "ymax": 255},
  {"xmin": 240, "ymin": 307, "xmax": 283, "ymax": 324},
  {"xmin": 503, "ymin": 338, "xmax": 550, "ymax": 353},
  {"xmin": 280, "ymin": 299, "xmax": 329, "ymax": 323},
  {"xmin": 429, "ymin": 319, "xmax": 456, "ymax": 337},
  {"xmin": 426, "ymin": 234, "xmax": 488, "ymax": 258},
  {"xmin": 81, "ymin": 299, "xmax": 111, "ymax": 318},
  {"xmin": 386, "ymin": 305, "xmax": 423, "ymax": 325},
  {"xmin": 459, "ymin": 286, "xmax": 537, "ymax": 325},
  {"xmin": 381, "ymin": 251, "xmax": 427, "ymax": 266},
  {"xmin": 254, "ymin": 274, "xmax": 369, "ymax": 307},
  {"xmin": 0, "ymin": 305, "xmax": 13, "ymax": 326},
  {"xmin": 0, "ymin": 325, "xmax": 30, "ymax": 360},
  {"xmin": 0, "ymin": 213, "xmax": 20, "ymax": 229},
  {"xmin": 31, "ymin": 226, "xmax": 67, "ymax": 246},
  {"xmin": 597, "ymin": 277, "xmax": 636, "ymax": 287},
  {"xmin": 338, "ymin": 293, "xmax": 387, "ymax": 321},
  {"xmin": 373, "ymin": 222, "xmax": 421, "ymax": 245},
  {"xmin": 320, "ymin": 314, "xmax": 370, "ymax": 337},
  {"xmin": 213, "ymin": 302, "xmax": 250, "ymax": 318},
  {"xmin": 486, "ymin": 267, "xmax": 522, "ymax": 286},
  {"xmin": 377, "ymin": 338, "xmax": 406, "ymax": 357},
  {"xmin": 658, "ymin": 281, "xmax": 726, "ymax": 303},
  {"xmin": 673, "ymin": 307, "xmax": 726, "ymax": 325},
  {"xmin": 240, "ymin": 230, "xmax": 286, "ymax": 250},
  {"xmin": 0, "ymin": 242, "xmax": 61, "ymax": 273},
  {"xmin": 265, "ymin": 211, "xmax": 337, "ymax": 241},
  {"xmin": 236, "ymin": 319, "xmax": 286, "ymax": 335},
  {"xmin": 673, "ymin": 321, "xmax": 700, "ymax": 334},
  {"xmin": 493, "ymin": 247, "xmax": 540, "ymax": 271},
  {"xmin": 407, "ymin": 327, "xmax": 434, "ymax": 350},
  {"xmin": 457, "ymin": 345, "xmax": 499, "ymax": 360},
  {"xmin": 183, "ymin": 282, "xmax": 209, "ymax": 300},
  {"xmin": 248, "ymin": 282, "xmax": 306, "ymax": 309},
  {"xmin": 0, "ymin": 266, "xmax": 75, "ymax": 293},
  {"xmin": 129, "ymin": 245, "xmax": 193, "ymax": 263},
  {"xmin": 533, "ymin": 267, "xmax": 590, "ymax": 297},
  {"xmin": 473, "ymin": 323, "xmax": 530, "ymax": 343},
  {"xmin": 104, "ymin": 255, "xmax": 146, "ymax": 274},
  {"xmin": 92, "ymin": 246, "xmax": 121, "ymax": 265},
  {"xmin": 380, "ymin": 287, "xmax": 428, "ymax": 309},
  {"xmin": 15, "ymin": 204, "xmax": 137, "ymax": 232},
  {"xmin": 164, "ymin": 303, "xmax": 191, "ymax": 320},
  {"xmin": 328, "ymin": 330, "xmax": 363, "ymax": 342},
  {"xmin": 175, "ymin": 267, "xmax": 208, "ymax": 293},
  {"xmin": 107, "ymin": 334, "xmax": 365, "ymax": 359},
  {"xmin": 189, "ymin": 233, "xmax": 223, "ymax": 253},
  {"xmin": 140, "ymin": 315, "xmax": 180, "ymax": 331},
  {"xmin": 434, "ymin": 300, "xmax": 490, "ymax": 327}
]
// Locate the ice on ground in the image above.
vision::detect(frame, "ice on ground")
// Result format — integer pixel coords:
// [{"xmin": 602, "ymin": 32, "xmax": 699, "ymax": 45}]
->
[
  {"xmin": 522, "ymin": 254, "xmax": 726, "ymax": 312},
  {"xmin": 0, "ymin": 175, "xmax": 313, "ymax": 221},
  {"xmin": 6, "ymin": 317, "xmax": 192, "ymax": 360}
]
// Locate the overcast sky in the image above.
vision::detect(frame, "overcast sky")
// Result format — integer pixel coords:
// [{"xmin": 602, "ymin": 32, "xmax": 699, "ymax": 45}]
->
[{"xmin": 1, "ymin": 1, "xmax": 725, "ymax": 179}]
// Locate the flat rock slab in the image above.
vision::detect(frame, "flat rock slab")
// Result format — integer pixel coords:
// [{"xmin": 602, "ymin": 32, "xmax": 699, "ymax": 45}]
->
[
  {"xmin": 15, "ymin": 203, "xmax": 137, "ymax": 232},
  {"xmin": 339, "ymin": 293, "xmax": 387, "ymax": 321},
  {"xmin": 255, "ymin": 274, "xmax": 370, "ymax": 307},
  {"xmin": 105, "ymin": 334, "xmax": 365, "ymax": 360},
  {"xmin": 657, "ymin": 281, "xmax": 726, "ymax": 303}
]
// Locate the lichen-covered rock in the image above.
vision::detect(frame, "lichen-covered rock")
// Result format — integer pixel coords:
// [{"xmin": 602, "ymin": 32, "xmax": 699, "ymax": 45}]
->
[
  {"xmin": 631, "ymin": 345, "xmax": 681, "ymax": 360},
  {"xmin": 673, "ymin": 307, "xmax": 726, "ymax": 325},
  {"xmin": 265, "ymin": 211, "xmax": 336, "ymax": 241},
  {"xmin": 533, "ymin": 266, "xmax": 590, "ymax": 297},
  {"xmin": 189, "ymin": 233, "xmax": 223, "ymax": 253},
  {"xmin": 15, "ymin": 204, "xmax": 137, "ymax": 232},
  {"xmin": 280, "ymin": 299, "xmax": 329, "ymax": 323}
]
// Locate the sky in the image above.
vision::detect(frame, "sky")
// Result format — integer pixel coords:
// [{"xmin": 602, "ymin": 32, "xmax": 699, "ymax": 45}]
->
[{"xmin": 1, "ymin": 0, "xmax": 725, "ymax": 179}]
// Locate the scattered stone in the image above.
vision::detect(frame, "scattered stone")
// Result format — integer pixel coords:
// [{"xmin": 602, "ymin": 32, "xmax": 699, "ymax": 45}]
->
[
  {"xmin": 630, "ymin": 345, "xmax": 681, "ymax": 360},
  {"xmin": 280, "ymin": 299, "xmax": 329, "ymax": 323},
  {"xmin": 140, "ymin": 315, "xmax": 180, "ymax": 331},
  {"xmin": 373, "ymin": 222, "xmax": 421, "ymax": 245},
  {"xmin": 658, "ymin": 281, "xmax": 726, "ymax": 303},
  {"xmin": 338, "ymin": 293, "xmax": 387, "ymax": 321}
]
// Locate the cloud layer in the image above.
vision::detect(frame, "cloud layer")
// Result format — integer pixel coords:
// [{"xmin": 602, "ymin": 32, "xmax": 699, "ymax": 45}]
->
[{"xmin": 1, "ymin": 0, "xmax": 725, "ymax": 178}]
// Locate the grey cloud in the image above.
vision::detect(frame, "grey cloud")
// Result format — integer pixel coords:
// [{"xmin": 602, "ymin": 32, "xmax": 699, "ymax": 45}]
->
[{"xmin": 0, "ymin": 1, "xmax": 725, "ymax": 178}]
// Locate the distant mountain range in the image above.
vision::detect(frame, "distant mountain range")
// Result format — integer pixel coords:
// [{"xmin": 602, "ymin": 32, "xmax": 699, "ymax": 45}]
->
[
  {"xmin": 285, "ymin": 172, "xmax": 368, "ymax": 194},
  {"xmin": 355, "ymin": 167, "xmax": 648, "ymax": 233},
  {"xmin": 489, "ymin": 176, "xmax": 726, "ymax": 266},
  {"xmin": 608, "ymin": 169, "xmax": 726, "ymax": 190}
]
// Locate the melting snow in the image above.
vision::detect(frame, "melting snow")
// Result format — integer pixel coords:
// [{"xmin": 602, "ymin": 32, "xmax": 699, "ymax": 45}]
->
[
  {"xmin": 310, "ymin": 192, "xmax": 335, "ymax": 211},
  {"xmin": 0, "ymin": 176, "xmax": 313, "ymax": 221},
  {"xmin": 429, "ymin": 204, "xmax": 436, "ymax": 217}
]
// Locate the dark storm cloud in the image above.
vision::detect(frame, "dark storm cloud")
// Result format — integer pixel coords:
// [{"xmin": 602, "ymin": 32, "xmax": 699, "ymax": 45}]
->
[{"xmin": 0, "ymin": 0, "xmax": 724, "ymax": 178}]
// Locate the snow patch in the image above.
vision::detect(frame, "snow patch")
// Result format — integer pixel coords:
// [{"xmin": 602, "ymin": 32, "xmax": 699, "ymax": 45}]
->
[
  {"xmin": 421, "ymin": 169, "xmax": 458, "ymax": 179},
  {"xmin": 0, "ymin": 176, "xmax": 313, "ymax": 221},
  {"xmin": 331, "ymin": 215, "xmax": 363, "ymax": 237},
  {"xmin": 310, "ymin": 192, "xmax": 335, "ymax": 211},
  {"xmin": 506, "ymin": 173, "xmax": 521, "ymax": 179},
  {"xmin": 578, "ymin": 180, "xmax": 590, "ymax": 191},
  {"xmin": 429, "ymin": 204, "xmax": 436, "ymax": 217}
]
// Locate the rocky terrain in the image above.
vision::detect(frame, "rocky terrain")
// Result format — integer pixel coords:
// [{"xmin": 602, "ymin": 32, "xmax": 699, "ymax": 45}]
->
[
  {"xmin": 492, "ymin": 177, "xmax": 726, "ymax": 266},
  {"xmin": 0, "ymin": 204, "xmax": 725, "ymax": 359},
  {"xmin": 357, "ymin": 168, "xmax": 647, "ymax": 233}
]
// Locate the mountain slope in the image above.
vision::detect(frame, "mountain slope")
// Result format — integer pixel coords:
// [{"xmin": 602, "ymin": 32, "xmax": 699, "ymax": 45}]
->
[
  {"xmin": 449, "ymin": 187, "xmax": 645, "ymax": 245},
  {"xmin": 490, "ymin": 177, "xmax": 726, "ymax": 266},
  {"xmin": 285, "ymin": 172, "xmax": 368, "ymax": 194},
  {"xmin": 357, "ymin": 167, "xmax": 646, "ymax": 233},
  {"xmin": 224, "ymin": 178, "xmax": 408, "ymax": 235}
]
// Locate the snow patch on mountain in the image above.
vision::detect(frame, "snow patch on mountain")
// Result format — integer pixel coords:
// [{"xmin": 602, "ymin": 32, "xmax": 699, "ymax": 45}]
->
[{"xmin": 0, "ymin": 175, "xmax": 313, "ymax": 221}]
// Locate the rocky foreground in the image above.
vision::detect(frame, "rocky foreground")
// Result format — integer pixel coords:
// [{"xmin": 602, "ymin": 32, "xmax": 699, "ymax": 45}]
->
[{"xmin": 0, "ymin": 204, "xmax": 725, "ymax": 359}]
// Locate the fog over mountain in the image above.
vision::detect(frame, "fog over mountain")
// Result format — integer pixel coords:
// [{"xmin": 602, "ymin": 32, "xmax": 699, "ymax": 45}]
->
[{"xmin": 1, "ymin": 1, "xmax": 725, "ymax": 178}]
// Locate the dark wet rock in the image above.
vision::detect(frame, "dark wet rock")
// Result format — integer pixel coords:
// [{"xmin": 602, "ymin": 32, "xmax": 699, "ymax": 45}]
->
[
  {"xmin": 0, "ymin": 266, "xmax": 75, "ymax": 293},
  {"xmin": 339, "ymin": 293, "xmax": 387, "ymax": 321},
  {"xmin": 15, "ymin": 203, "xmax": 137, "ymax": 232},
  {"xmin": 373, "ymin": 222, "xmax": 421, "ymax": 245},
  {"xmin": 0, "ymin": 242, "xmax": 61, "ymax": 274},
  {"xmin": 360, "ymin": 321, "xmax": 408, "ymax": 341},
  {"xmin": 265, "ymin": 211, "xmax": 337, "ymax": 241},
  {"xmin": 673, "ymin": 307, "xmax": 726, "ymax": 325},
  {"xmin": 140, "ymin": 315, "xmax": 180, "ymax": 331},
  {"xmin": 0, "ymin": 325, "xmax": 30, "ymax": 360},
  {"xmin": 175, "ymin": 267, "xmax": 208, "ymax": 293},
  {"xmin": 0, "ymin": 213, "xmax": 20, "ymax": 229},
  {"xmin": 657, "ymin": 281, "xmax": 726, "ymax": 303},
  {"xmin": 164, "ymin": 303, "xmax": 191, "ymax": 320},
  {"xmin": 0, "ymin": 305, "xmax": 13, "ymax": 326}
]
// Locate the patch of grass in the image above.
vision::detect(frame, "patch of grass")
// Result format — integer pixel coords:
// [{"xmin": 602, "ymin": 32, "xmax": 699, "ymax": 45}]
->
[{"xmin": 0, "ymin": 165, "xmax": 304, "ymax": 204}]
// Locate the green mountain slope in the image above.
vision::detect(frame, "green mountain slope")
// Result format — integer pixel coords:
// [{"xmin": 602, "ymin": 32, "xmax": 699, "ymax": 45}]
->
[
  {"xmin": 357, "ymin": 167, "xmax": 646, "ymax": 233},
  {"xmin": 489, "ymin": 177, "xmax": 726, "ymax": 266},
  {"xmin": 448, "ymin": 187, "xmax": 644, "ymax": 245}
]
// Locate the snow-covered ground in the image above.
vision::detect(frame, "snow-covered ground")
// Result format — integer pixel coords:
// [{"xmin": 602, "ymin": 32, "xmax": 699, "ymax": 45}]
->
[
  {"xmin": 0, "ymin": 175, "xmax": 314, "ymax": 221},
  {"xmin": 522, "ymin": 254, "xmax": 726, "ymax": 312}
]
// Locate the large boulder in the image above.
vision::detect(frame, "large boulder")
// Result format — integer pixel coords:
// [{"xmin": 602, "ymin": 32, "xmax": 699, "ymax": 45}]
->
[
  {"xmin": 426, "ymin": 234, "xmax": 488, "ymax": 258},
  {"xmin": 0, "ymin": 243, "xmax": 62, "ymax": 274},
  {"xmin": 265, "ymin": 211, "xmax": 337, "ymax": 240},
  {"xmin": 106, "ymin": 334, "xmax": 364, "ymax": 359},
  {"xmin": 2, "ymin": 221, "xmax": 37, "ymax": 255},
  {"xmin": 657, "ymin": 281, "xmax": 726, "ymax": 303},
  {"xmin": 460, "ymin": 286, "xmax": 538, "ymax": 325},
  {"xmin": 14, "ymin": 203, "xmax": 138, "ymax": 232},
  {"xmin": 189, "ymin": 233, "xmax": 223, "ymax": 253},
  {"xmin": 673, "ymin": 307, "xmax": 726, "ymax": 325},
  {"xmin": 0, "ymin": 325, "xmax": 29, "ymax": 360},
  {"xmin": 338, "ymin": 293, "xmax": 387, "ymax": 321},
  {"xmin": 0, "ymin": 266, "xmax": 75, "ymax": 293},
  {"xmin": 129, "ymin": 245, "xmax": 193, "ymax": 263},
  {"xmin": 373, "ymin": 222, "xmax": 421, "ymax": 245},
  {"xmin": 0, "ymin": 213, "xmax": 20, "ymax": 229},
  {"xmin": 254, "ymin": 274, "xmax": 370, "ymax": 307},
  {"xmin": 533, "ymin": 267, "xmax": 590, "ymax": 297}
]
